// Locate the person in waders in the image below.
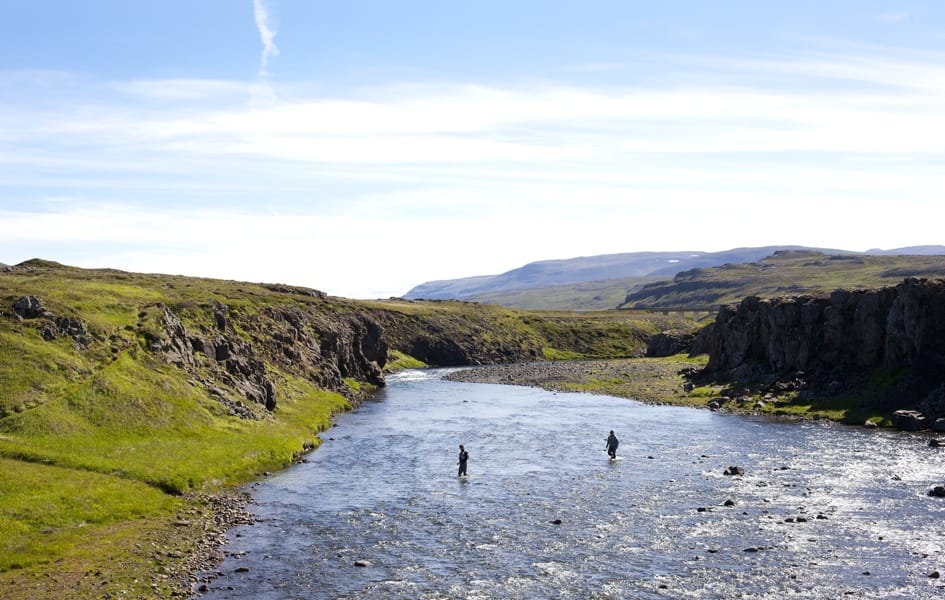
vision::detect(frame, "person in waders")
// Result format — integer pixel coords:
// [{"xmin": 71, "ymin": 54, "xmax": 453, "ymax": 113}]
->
[
  {"xmin": 457, "ymin": 444, "xmax": 469, "ymax": 476},
  {"xmin": 606, "ymin": 430, "xmax": 619, "ymax": 459}
]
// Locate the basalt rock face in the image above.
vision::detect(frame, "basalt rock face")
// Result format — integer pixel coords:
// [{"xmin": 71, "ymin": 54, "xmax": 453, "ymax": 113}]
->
[
  {"xmin": 700, "ymin": 278, "xmax": 945, "ymax": 418},
  {"xmin": 373, "ymin": 310, "xmax": 544, "ymax": 366},
  {"xmin": 646, "ymin": 329, "xmax": 697, "ymax": 357},
  {"xmin": 143, "ymin": 301, "xmax": 388, "ymax": 416}
]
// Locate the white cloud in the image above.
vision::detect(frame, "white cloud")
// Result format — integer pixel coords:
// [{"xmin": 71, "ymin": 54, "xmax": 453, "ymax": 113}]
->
[
  {"xmin": 111, "ymin": 79, "xmax": 256, "ymax": 101},
  {"xmin": 2, "ymin": 45, "xmax": 944, "ymax": 296},
  {"xmin": 14, "ymin": 76, "xmax": 945, "ymax": 167}
]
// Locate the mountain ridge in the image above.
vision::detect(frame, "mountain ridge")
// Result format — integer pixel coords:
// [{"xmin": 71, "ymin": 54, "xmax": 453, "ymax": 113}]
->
[{"xmin": 404, "ymin": 245, "xmax": 945, "ymax": 309}]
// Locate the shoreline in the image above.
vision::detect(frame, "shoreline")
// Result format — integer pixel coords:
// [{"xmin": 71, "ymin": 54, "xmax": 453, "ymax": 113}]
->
[
  {"xmin": 441, "ymin": 357, "xmax": 889, "ymax": 427},
  {"xmin": 169, "ymin": 490, "xmax": 256, "ymax": 597},
  {"xmin": 443, "ymin": 357, "xmax": 709, "ymax": 408}
]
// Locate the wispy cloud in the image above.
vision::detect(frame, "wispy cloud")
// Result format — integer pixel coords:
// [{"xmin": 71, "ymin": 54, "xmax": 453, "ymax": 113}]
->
[
  {"xmin": 880, "ymin": 13, "xmax": 912, "ymax": 23},
  {"xmin": 111, "ymin": 79, "xmax": 256, "ymax": 101},
  {"xmin": 3, "ymin": 44, "xmax": 944, "ymax": 296},
  {"xmin": 253, "ymin": 0, "xmax": 280, "ymax": 77}
]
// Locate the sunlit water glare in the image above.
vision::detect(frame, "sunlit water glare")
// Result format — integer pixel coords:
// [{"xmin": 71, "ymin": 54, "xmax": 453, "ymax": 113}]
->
[{"xmin": 197, "ymin": 369, "xmax": 945, "ymax": 599}]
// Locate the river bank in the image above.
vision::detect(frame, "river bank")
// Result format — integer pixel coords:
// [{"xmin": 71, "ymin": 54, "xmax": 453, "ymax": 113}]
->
[
  {"xmin": 0, "ymin": 490, "xmax": 252, "ymax": 599},
  {"xmin": 444, "ymin": 356, "xmax": 711, "ymax": 408},
  {"xmin": 441, "ymin": 355, "xmax": 890, "ymax": 426}
]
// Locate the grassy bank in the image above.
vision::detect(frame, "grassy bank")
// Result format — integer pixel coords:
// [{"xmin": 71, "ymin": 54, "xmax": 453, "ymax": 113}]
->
[
  {"xmin": 497, "ymin": 354, "xmax": 899, "ymax": 426},
  {"xmin": 0, "ymin": 264, "xmax": 350, "ymax": 597},
  {"xmin": 0, "ymin": 351, "xmax": 348, "ymax": 597},
  {"xmin": 0, "ymin": 261, "xmax": 698, "ymax": 598}
]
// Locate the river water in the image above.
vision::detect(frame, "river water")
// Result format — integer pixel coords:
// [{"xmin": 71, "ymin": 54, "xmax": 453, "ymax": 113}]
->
[{"xmin": 197, "ymin": 369, "xmax": 945, "ymax": 599}]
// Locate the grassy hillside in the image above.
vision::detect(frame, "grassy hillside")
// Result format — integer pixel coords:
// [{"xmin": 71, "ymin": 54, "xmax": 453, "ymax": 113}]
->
[
  {"xmin": 0, "ymin": 259, "xmax": 695, "ymax": 598},
  {"xmin": 619, "ymin": 251, "xmax": 945, "ymax": 310},
  {"xmin": 460, "ymin": 275, "xmax": 665, "ymax": 311},
  {"xmin": 403, "ymin": 246, "xmax": 855, "ymax": 300},
  {"xmin": 406, "ymin": 246, "xmax": 945, "ymax": 311}
]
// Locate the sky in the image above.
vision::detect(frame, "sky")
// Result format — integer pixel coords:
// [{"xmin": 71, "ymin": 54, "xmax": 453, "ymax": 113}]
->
[{"xmin": 1, "ymin": 1, "xmax": 943, "ymax": 298}]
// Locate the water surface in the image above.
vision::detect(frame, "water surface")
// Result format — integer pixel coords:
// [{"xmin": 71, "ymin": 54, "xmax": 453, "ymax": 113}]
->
[{"xmin": 198, "ymin": 369, "xmax": 945, "ymax": 599}]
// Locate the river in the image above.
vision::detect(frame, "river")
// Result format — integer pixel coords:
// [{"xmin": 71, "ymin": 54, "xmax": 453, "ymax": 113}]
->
[{"xmin": 196, "ymin": 369, "xmax": 945, "ymax": 599}]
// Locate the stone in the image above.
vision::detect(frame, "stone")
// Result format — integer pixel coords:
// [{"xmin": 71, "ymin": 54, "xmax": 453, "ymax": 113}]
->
[
  {"xmin": 723, "ymin": 466, "xmax": 745, "ymax": 476},
  {"xmin": 928, "ymin": 486, "xmax": 945, "ymax": 498},
  {"xmin": 13, "ymin": 295, "xmax": 45, "ymax": 318},
  {"xmin": 893, "ymin": 410, "xmax": 929, "ymax": 431}
]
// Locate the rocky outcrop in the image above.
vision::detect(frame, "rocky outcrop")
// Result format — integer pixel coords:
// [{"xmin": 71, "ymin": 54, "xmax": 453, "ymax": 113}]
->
[
  {"xmin": 137, "ymin": 301, "xmax": 390, "ymax": 416},
  {"xmin": 704, "ymin": 278, "xmax": 945, "ymax": 374},
  {"xmin": 13, "ymin": 295, "xmax": 92, "ymax": 347},
  {"xmin": 142, "ymin": 302, "xmax": 277, "ymax": 413},
  {"xmin": 373, "ymin": 310, "xmax": 545, "ymax": 366},
  {"xmin": 14, "ymin": 295, "xmax": 46, "ymax": 318},
  {"xmin": 700, "ymin": 278, "xmax": 945, "ymax": 426},
  {"xmin": 646, "ymin": 330, "xmax": 696, "ymax": 357}
]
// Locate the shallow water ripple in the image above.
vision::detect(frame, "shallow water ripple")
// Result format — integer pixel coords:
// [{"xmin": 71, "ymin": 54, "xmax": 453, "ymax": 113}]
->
[{"xmin": 197, "ymin": 369, "xmax": 945, "ymax": 599}]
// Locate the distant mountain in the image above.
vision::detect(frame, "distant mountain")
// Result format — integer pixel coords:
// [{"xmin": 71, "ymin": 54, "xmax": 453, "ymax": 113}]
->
[
  {"xmin": 865, "ymin": 245, "xmax": 945, "ymax": 256},
  {"xmin": 403, "ymin": 245, "xmax": 945, "ymax": 310},
  {"xmin": 404, "ymin": 246, "xmax": 845, "ymax": 300}
]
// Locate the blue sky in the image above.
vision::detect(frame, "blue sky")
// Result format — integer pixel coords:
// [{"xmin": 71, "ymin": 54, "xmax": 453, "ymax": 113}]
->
[{"xmin": 1, "ymin": 2, "xmax": 943, "ymax": 298}]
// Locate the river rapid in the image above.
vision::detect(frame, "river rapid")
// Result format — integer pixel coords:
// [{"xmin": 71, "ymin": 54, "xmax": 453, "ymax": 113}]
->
[{"xmin": 196, "ymin": 369, "xmax": 945, "ymax": 599}]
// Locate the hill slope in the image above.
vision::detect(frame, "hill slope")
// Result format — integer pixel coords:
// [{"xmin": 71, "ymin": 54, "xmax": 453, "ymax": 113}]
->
[
  {"xmin": 0, "ymin": 259, "xmax": 693, "ymax": 598},
  {"xmin": 619, "ymin": 250, "xmax": 945, "ymax": 310},
  {"xmin": 405, "ymin": 245, "xmax": 945, "ymax": 310},
  {"xmin": 404, "ymin": 246, "xmax": 841, "ymax": 300}
]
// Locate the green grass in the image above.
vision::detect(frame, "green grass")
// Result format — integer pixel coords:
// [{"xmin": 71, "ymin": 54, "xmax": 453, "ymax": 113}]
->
[
  {"xmin": 688, "ymin": 385, "xmax": 721, "ymax": 398},
  {"xmin": 0, "ymin": 458, "xmax": 181, "ymax": 572},
  {"xmin": 0, "ymin": 354, "xmax": 348, "ymax": 495},
  {"xmin": 0, "ymin": 259, "xmax": 704, "ymax": 597},
  {"xmin": 541, "ymin": 347, "xmax": 583, "ymax": 360},
  {"xmin": 620, "ymin": 252, "xmax": 945, "ymax": 310},
  {"xmin": 385, "ymin": 349, "xmax": 427, "ymax": 371}
]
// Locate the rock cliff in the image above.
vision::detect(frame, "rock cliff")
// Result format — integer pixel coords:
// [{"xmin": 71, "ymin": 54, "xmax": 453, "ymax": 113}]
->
[
  {"xmin": 698, "ymin": 278, "xmax": 945, "ymax": 425},
  {"xmin": 0, "ymin": 260, "xmax": 687, "ymax": 425}
]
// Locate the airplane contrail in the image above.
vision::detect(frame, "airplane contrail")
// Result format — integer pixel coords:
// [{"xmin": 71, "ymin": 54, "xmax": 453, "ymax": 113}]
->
[{"xmin": 253, "ymin": 0, "xmax": 279, "ymax": 76}]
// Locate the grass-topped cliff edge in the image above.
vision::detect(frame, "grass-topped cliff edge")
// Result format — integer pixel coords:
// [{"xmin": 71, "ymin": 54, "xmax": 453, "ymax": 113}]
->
[{"xmin": 0, "ymin": 259, "xmax": 692, "ymax": 598}]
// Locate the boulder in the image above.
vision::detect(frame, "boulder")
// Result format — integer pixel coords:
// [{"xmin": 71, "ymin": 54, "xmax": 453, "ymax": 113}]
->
[
  {"xmin": 723, "ymin": 466, "xmax": 745, "ymax": 476},
  {"xmin": 892, "ymin": 410, "xmax": 929, "ymax": 431},
  {"xmin": 13, "ymin": 296, "xmax": 45, "ymax": 318},
  {"xmin": 927, "ymin": 486, "xmax": 945, "ymax": 498}
]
